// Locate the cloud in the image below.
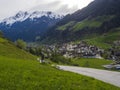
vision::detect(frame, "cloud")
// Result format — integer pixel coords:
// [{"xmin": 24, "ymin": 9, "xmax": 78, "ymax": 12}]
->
[
  {"xmin": 0, "ymin": 0, "xmax": 93, "ymax": 20},
  {"xmin": 0, "ymin": 0, "xmax": 37, "ymax": 20},
  {"xmin": 30, "ymin": 1, "xmax": 62, "ymax": 12},
  {"xmin": 30, "ymin": 1, "xmax": 78, "ymax": 15},
  {"xmin": 55, "ymin": 4, "xmax": 78, "ymax": 15}
]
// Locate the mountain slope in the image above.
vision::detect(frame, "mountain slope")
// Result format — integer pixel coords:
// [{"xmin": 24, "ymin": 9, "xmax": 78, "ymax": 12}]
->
[
  {"xmin": 41, "ymin": 0, "xmax": 120, "ymax": 46},
  {"xmin": 0, "ymin": 11, "xmax": 63, "ymax": 42},
  {"xmin": 0, "ymin": 37, "xmax": 36, "ymax": 60}
]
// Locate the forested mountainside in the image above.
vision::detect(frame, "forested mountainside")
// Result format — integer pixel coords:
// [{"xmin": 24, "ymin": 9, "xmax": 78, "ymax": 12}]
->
[{"xmin": 40, "ymin": 0, "xmax": 120, "ymax": 47}]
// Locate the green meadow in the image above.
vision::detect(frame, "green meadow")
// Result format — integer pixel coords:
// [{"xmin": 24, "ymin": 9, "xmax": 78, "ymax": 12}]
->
[
  {"xmin": 0, "ymin": 56, "xmax": 120, "ymax": 90},
  {"xmin": 0, "ymin": 37, "xmax": 120, "ymax": 90},
  {"xmin": 71, "ymin": 58, "xmax": 113, "ymax": 69}
]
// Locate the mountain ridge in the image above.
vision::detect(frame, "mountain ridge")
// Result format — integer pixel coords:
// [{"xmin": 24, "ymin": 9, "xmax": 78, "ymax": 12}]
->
[
  {"xmin": 0, "ymin": 11, "xmax": 63, "ymax": 42},
  {"xmin": 0, "ymin": 11, "xmax": 63, "ymax": 25}
]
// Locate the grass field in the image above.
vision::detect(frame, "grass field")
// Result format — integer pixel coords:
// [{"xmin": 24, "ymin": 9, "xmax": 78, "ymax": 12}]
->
[
  {"xmin": 0, "ymin": 37, "xmax": 120, "ymax": 89},
  {"xmin": 0, "ymin": 56, "xmax": 120, "ymax": 90},
  {"xmin": 71, "ymin": 58, "xmax": 113, "ymax": 69},
  {"xmin": 0, "ymin": 37, "xmax": 36, "ymax": 60}
]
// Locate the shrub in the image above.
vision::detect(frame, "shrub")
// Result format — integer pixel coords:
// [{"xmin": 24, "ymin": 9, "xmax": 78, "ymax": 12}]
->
[
  {"xmin": 15, "ymin": 39, "xmax": 26, "ymax": 49},
  {"xmin": 0, "ymin": 31, "xmax": 3, "ymax": 37},
  {"xmin": 50, "ymin": 54, "xmax": 71, "ymax": 64}
]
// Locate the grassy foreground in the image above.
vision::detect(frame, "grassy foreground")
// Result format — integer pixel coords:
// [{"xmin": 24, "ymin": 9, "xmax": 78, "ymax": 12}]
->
[
  {"xmin": 0, "ymin": 37, "xmax": 120, "ymax": 89},
  {"xmin": 0, "ymin": 56, "xmax": 120, "ymax": 90}
]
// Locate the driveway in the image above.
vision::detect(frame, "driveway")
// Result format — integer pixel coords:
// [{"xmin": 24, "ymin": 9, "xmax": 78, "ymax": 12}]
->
[{"xmin": 58, "ymin": 65, "xmax": 120, "ymax": 87}]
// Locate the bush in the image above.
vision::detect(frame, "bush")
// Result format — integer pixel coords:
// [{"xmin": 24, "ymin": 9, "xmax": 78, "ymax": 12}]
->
[
  {"xmin": 29, "ymin": 47, "xmax": 37, "ymax": 55},
  {"xmin": 15, "ymin": 39, "xmax": 26, "ymax": 49},
  {"xmin": 50, "ymin": 54, "xmax": 71, "ymax": 64},
  {"xmin": 0, "ymin": 31, "xmax": 3, "ymax": 37}
]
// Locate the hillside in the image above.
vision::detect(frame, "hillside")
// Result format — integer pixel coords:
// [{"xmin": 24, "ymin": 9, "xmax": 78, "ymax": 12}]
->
[
  {"xmin": 0, "ymin": 37, "xmax": 36, "ymax": 60},
  {"xmin": 83, "ymin": 27, "xmax": 120, "ymax": 49},
  {"xmin": 40, "ymin": 0, "xmax": 120, "ymax": 48},
  {"xmin": 0, "ymin": 36, "xmax": 119, "ymax": 89},
  {"xmin": 1, "ymin": 56, "xmax": 120, "ymax": 90}
]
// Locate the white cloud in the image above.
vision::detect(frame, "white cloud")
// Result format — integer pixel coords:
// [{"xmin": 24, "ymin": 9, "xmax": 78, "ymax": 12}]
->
[
  {"xmin": 0, "ymin": 0, "xmax": 37, "ymax": 20},
  {"xmin": 0, "ymin": 0, "xmax": 93, "ymax": 20},
  {"xmin": 30, "ymin": 0, "xmax": 78, "ymax": 15}
]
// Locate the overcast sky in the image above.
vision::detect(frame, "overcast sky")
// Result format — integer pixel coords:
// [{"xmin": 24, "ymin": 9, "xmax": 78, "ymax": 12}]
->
[{"xmin": 0, "ymin": 0, "xmax": 93, "ymax": 20}]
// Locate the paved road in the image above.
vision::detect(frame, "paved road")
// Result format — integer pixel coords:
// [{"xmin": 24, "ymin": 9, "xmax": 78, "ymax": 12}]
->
[{"xmin": 58, "ymin": 65, "xmax": 120, "ymax": 87}]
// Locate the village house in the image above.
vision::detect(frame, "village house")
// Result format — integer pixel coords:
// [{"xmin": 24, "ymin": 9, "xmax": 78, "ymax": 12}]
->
[
  {"xmin": 58, "ymin": 42, "xmax": 104, "ymax": 59},
  {"xmin": 113, "ymin": 40, "xmax": 120, "ymax": 46},
  {"xmin": 109, "ymin": 41, "xmax": 120, "ymax": 64}
]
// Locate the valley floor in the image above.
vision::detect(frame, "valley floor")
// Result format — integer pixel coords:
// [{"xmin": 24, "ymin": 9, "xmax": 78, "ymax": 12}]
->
[{"xmin": 58, "ymin": 65, "xmax": 120, "ymax": 88}]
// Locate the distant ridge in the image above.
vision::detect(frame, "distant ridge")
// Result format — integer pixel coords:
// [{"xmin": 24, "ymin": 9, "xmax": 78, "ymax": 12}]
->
[{"xmin": 0, "ymin": 11, "xmax": 63, "ymax": 42}]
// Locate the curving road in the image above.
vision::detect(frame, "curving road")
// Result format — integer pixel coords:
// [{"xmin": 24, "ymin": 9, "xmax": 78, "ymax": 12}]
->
[{"xmin": 58, "ymin": 65, "xmax": 120, "ymax": 87}]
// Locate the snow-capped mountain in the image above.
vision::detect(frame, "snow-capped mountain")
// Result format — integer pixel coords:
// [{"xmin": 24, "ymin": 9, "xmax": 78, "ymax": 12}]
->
[
  {"xmin": 0, "ymin": 11, "xmax": 63, "ymax": 25},
  {"xmin": 0, "ymin": 11, "xmax": 63, "ymax": 42}
]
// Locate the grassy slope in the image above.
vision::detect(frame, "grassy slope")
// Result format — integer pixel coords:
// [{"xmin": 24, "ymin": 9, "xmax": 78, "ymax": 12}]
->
[
  {"xmin": 86, "ymin": 28, "xmax": 120, "ymax": 49},
  {"xmin": 0, "ymin": 38, "xmax": 120, "ymax": 89},
  {"xmin": 57, "ymin": 19, "xmax": 101, "ymax": 31},
  {"xmin": 72, "ymin": 15, "xmax": 114, "ymax": 31},
  {"xmin": 57, "ymin": 15, "xmax": 114, "ymax": 32},
  {"xmin": 0, "ymin": 56, "xmax": 120, "ymax": 90},
  {"xmin": 57, "ymin": 21, "xmax": 75, "ymax": 31},
  {"xmin": 0, "ymin": 37, "xmax": 36, "ymax": 60},
  {"xmin": 72, "ymin": 20, "xmax": 101, "ymax": 31},
  {"xmin": 71, "ymin": 58, "xmax": 113, "ymax": 69}
]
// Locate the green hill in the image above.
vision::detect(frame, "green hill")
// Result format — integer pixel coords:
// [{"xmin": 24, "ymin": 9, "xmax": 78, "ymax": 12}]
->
[
  {"xmin": 86, "ymin": 27, "xmax": 120, "ymax": 49},
  {"xmin": 0, "ymin": 56, "xmax": 120, "ymax": 90},
  {"xmin": 0, "ymin": 37, "xmax": 120, "ymax": 89},
  {"xmin": 0, "ymin": 37, "xmax": 36, "ymax": 60}
]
